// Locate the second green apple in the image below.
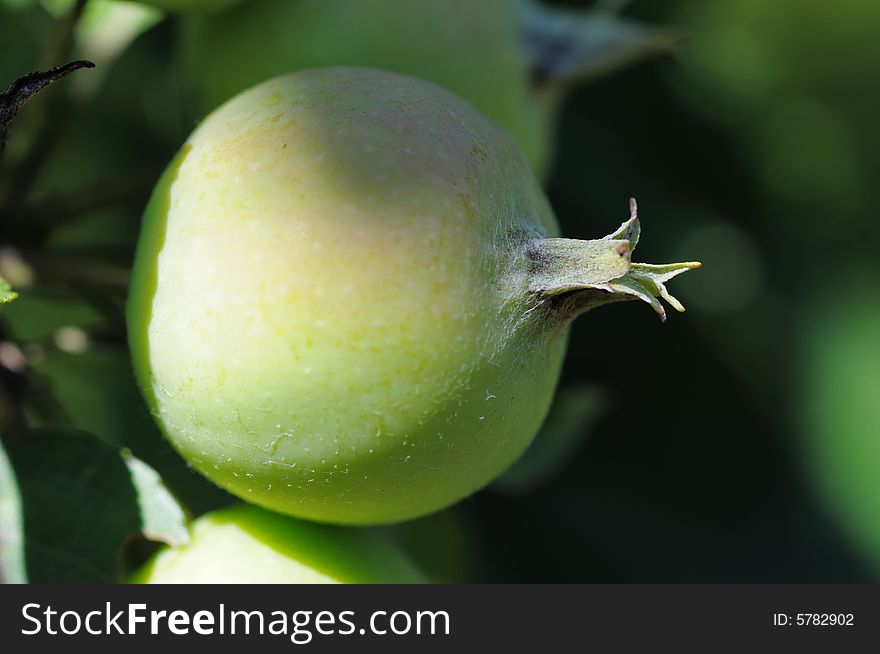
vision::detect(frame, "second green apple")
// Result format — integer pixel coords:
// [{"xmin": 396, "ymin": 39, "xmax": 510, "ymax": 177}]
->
[{"xmin": 179, "ymin": 0, "xmax": 675, "ymax": 178}]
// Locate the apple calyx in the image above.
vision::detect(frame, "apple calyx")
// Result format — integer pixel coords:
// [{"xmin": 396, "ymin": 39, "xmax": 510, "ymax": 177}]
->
[{"xmin": 529, "ymin": 198, "xmax": 701, "ymax": 321}]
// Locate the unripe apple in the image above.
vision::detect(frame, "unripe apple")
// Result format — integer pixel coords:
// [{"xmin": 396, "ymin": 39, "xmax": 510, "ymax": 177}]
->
[
  {"xmin": 132, "ymin": 504, "xmax": 425, "ymax": 583},
  {"xmin": 178, "ymin": 0, "xmax": 676, "ymax": 178},
  {"xmin": 128, "ymin": 67, "xmax": 697, "ymax": 524}
]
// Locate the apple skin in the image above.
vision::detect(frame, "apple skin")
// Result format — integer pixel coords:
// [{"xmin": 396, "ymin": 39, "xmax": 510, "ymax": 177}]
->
[
  {"xmin": 179, "ymin": 0, "xmax": 553, "ymax": 176},
  {"xmin": 127, "ymin": 67, "xmax": 566, "ymax": 525},
  {"xmin": 132, "ymin": 504, "xmax": 425, "ymax": 583}
]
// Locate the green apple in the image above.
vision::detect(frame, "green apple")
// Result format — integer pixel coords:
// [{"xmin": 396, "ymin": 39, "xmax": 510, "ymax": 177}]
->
[
  {"xmin": 132, "ymin": 504, "xmax": 425, "ymax": 583},
  {"xmin": 800, "ymin": 274, "xmax": 880, "ymax": 573},
  {"xmin": 178, "ymin": 0, "xmax": 675, "ymax": 178},
  {"xmin": 128, "ymin": 67, "xmax": 697, "ymax": 525}
]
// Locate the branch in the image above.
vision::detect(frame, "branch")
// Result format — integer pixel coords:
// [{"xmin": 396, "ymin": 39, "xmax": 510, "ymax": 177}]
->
[{"xmin": 0, "ymin": 60, "xmax": 95, "ymax": 160}]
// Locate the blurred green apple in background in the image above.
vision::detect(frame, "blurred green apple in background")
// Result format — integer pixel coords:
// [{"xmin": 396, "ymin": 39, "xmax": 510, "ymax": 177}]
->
[
  {"xmin": 677, "ymin": 0, "xmax": 880, "ymax": 237},
  {"xmin": 178, "ymin": 0, "xmax": 675, "ymax": 178},
  {"xmin": 132, "ymin": 504, "xmax": 425, "ymax": 583},
  {"xmin": 800, "ymin": 271, "xmax": 880, "ymax": 575}
]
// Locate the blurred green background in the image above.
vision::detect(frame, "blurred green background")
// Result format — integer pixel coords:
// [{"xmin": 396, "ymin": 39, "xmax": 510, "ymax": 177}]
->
[{"xmin": 1, "ymin": 0, "xmax": 878, "ymax": 582}]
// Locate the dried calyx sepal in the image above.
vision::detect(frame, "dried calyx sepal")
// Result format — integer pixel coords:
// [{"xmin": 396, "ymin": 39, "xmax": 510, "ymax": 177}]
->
[{"xmin": 530, "ymin": 198, "xmax": 701, "ymax": 321}]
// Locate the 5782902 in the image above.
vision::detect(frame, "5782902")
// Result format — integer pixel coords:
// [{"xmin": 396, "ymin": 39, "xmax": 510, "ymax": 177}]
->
[{"xmin": 773, "ymin": 613, "xmax": 854, "ymax": 626}]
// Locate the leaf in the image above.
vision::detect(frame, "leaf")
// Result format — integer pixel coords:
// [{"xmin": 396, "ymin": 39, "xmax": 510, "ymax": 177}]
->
[
  {"xmin": 0, "ymin": 275, "xmax": 17, "ymax": 304},
  {"xmin": 4, "ymin": 429, "xmax": 188, "ymax": 582},
  {"xmin": 3, "ymin": 429, "xmax": 136, "ymax": 582},
  {"xmin": 494, "ymin": 383, "xmax": 607, "ymax": 494},
  {"xmin": 124, "ymin": 451, "xmax": 189, "ymax": 547},
  {"xmin": 0, "ymin": 439, "xmax": 26, "ymax": 583}
]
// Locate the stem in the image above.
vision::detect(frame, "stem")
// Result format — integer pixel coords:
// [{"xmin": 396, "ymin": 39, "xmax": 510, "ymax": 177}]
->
[{"xmin": 529, "ymin": 198, "xmax": 701, "ymax": 322}]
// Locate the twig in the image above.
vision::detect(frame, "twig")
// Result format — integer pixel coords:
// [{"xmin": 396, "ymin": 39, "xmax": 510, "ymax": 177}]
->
[
  {"xmin": 0, "ymin": 0, "xmax": 94, "ymax": 216},
  {"xmin": 0, "ymin": 60, "xmax": 94, "ymax": 160}
]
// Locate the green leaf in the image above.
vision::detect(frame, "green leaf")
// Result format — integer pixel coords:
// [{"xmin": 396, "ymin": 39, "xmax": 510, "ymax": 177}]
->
[
  {"xmin": 494, "ymin": 383, "xmax": 607, "ymax": 494},
  {"xmin": 4, "ymin": 430, "xmax": 136, "ymax": 582},
  {"xmin": 0, "ymin": 275, "xmax": 17, "ymax": 304},
  {"xmin": 0, "ymin": 439, "xmax": 26, "ymax": 583},
  {"xmin": 124, "ymin": 451, "xmax": 189, "ymax": 547},
  {"xmin": 4, "ymin": 429, "xmax": 188, "ymax": 582}
]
